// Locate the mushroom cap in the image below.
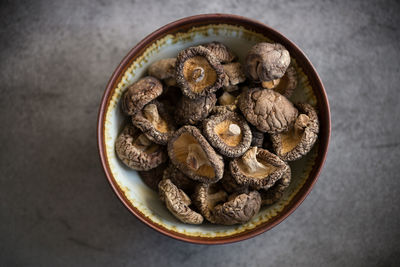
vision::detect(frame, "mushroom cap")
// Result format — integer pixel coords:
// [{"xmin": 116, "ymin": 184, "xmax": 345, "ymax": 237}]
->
[
  {"xmin": 203, "ymin": 111, "xmax": 252, "ymax": 157},
  {"xmin": 115, "ymin": 124, "xmax": 167, "ymax": 171},
  {"xmin": 139, "ymin": 162, "xmax": 168, "ymax": 191},
  {"xmin": 238, "ymin": 87, "xmax": 298, "ymax": 134},
  {"xmin": 121, "ymin": 76, "xmax": 163, "ymax": 115},
  {"xmin": 193, "ymin": 183, "xmax": 228, "ymax": 223},
  {"xmin": 250, "ymin": 125, "xmax": 265, "ymax": 148},
  {"xmin": 148, "ymin": 58, "xmax": 176, "ymax": 80},
  {"xmin": 245, "ymin": 42, "xmax": 290, "ymax": 82},
  {"xmin": 131, "ymin": 100, "xmax": 176, "ymax": 145},
  {"xmin": 213, "ymin": 191, "xmax": 261, "ymax": 225},
  {"xmin": 163, "ymin": 164, "xmax": 198, "ymax": 195},
  {"xmin": 158, "ymin": 179, "xmax": 204, "ymax": 224},
  {"xmin": 260, "ymin": 166, "xmax": 291, "ymax": 206},
  {"xmin": 266, "ymin": 66, "xmax": 298, "ymax": 98},
  {"xmin": 175, "ymin": 46, "xmax": 225, "ymax": 99},
  {"xmin": 271, "ymin": 103, "xmax": 319, "ymax": 161},
  {"xmin": 167, "ymin": 125, "xmax": 224, "ymax": 183},
  {"xmin": 222, "ymin": 62, "xmax": 246, "ymax": 88},
  {"xmin": 175, "ymin": 94, "xmax": 217, "ymax": 125},
  {"xmin": 219, "ymin": 166, "xmax": 249, "ymax": 194},
  {"xmin": 230, "ymin": 147, "xmax": 290, "ymax": 190},
  {"xmin": 202, "ymin": 41, "xmax": 236, "ymax": 63}
]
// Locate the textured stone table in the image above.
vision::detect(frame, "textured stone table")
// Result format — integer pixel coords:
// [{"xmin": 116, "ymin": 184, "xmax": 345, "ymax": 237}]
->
[{"xmin": 1, "ymin": 0, "xmax": 399, "ymax": 266}]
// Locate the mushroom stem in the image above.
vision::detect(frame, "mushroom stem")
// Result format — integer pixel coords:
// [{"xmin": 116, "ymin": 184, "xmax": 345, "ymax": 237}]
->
[
  {"xmin": 207, "ymin": 190, "xmax": 228, "ymax": 208},
  {"xmin": 294, "ymin": 114, "xmax": 310, "ymax": 136},
  {"xmin": 192, "ymin": 66, "xmax": 205, "ymax": 82},
  {"xmin": 186, "ymin": 143, "xmax": 210, "ymax": 171},
  {"xmin": 242, "ymin": 147, "xmax": 269, "ymax": 174},
  {"xmin": 219, "ymin": 91, "xmax": 236, "ymax": 106},
  {"xmin": 262, "ymin": 79, "xmax": 281, "ymax": 89},
  {"xmin": 134, "ymin": 134, "xmax": 152, "ymax": 150},
  {"xmin": 222, "ymin": 123, "xmax": 241, "ymax": 137},
  {"xmin": 143, "ymin": 104, "xmax": 160, "ymax": 124}
]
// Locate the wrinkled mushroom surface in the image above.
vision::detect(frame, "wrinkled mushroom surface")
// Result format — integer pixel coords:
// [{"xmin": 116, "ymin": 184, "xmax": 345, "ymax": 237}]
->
[
  {"xmin": 222, "ymin": 62, "xmax": 246, "ymax": 88},
  {"xmin": 175, "ymin": 46, "xmax": 224, "ymax": 99},
  {"xmin": 175, "ymin": 94, "xmax": 217, "ymax": 125},
  {"xmin": 158, "ymin": 179, "xmax": 203, "ymax": 224},
  {"xmin": 271, "ymin": 103, "xmax": 319, "ymax": 161},
  {"xmin": 202, "ymin": 41, "xmax": 236, "ymax": 63},
  {"xmin": 203, "ymin": 111, "xmax": 252, "ymax": 157},
  {"xmin": 193, "ymin": 183, "xmax": 228, "ymax": 223},
  {"xmin": 168, "ymin": 126, "xmax": 224, "ymax": 183},
  {"xmin": 239, "ymin": 87, "xmax": 298, "ymax": 134},
  {"xmin": 260, "ymin": 166, "xmax": 291, "ymax": 206},
  {"xmin": 230, "ymin": 147, "xmax": 289, "ymax": 190},
  {"xmin": 262, "ymin": 66, "xmax": 297, "ymax": 98},
  {"xmin": 132, "ymin": 101, "xmax": 175, "ymax": 145},
  {"xmin": 220, "ymin": 166, "xmax": 249, "ymax": 194},
  {"xmin": 148, "ymin": 58, "xmax": 176, "ymax": 85},
  {"xmin": 121, "ymin": 76, "xmax": 163, "ymax": 115},
  {"xmin": 139, "ymin": 162, "xmax": 168, "ymax": 191},
  {"xmin": 115, "ymin": 125, "xmax": 167, "ymax": 171},
  {"xmin": 250, "ymin": 125, "xmax": 264, "ymax": 148},
  {"xmin": 163, "ymin": 164, "xmax": 198, "ymax": 195},
  {"xmin": 245, "ymin": 42, "xmax": 290, "ymax": 83}
]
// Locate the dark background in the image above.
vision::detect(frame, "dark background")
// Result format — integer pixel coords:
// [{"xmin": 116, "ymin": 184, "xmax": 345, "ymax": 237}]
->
[{"xmin": 1, "ymin": 0, "xmax": 399, "ymax": 266}]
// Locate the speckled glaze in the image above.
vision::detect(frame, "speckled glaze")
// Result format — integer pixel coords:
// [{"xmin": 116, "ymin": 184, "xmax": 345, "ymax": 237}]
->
[{"xmin": 97, "ymin": 14, "xmax": 330, "ymax": 244}]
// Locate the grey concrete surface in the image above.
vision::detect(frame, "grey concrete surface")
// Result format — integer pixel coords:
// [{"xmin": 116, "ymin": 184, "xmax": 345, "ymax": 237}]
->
[{"xmin": 1, "ymin": 0, "xmax": 399, "ymax": 266}]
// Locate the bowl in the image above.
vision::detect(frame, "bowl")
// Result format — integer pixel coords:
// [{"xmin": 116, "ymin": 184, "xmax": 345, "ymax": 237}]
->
[{"xmin": 97, "ymin": 14, "xmax": 330, "ymax": 244}]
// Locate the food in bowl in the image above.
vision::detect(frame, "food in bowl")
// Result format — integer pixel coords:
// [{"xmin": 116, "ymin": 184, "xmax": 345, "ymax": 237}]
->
[{"xmin": 114, "ymin": 41, "xmax": 319, "ymax": 226}]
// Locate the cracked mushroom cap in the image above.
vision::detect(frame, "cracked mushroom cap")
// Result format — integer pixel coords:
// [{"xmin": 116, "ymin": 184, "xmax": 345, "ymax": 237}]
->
[
  {"xmin": 175, "ymin": 94, "xmax": 217, "ymax": 125},
  {"xmin": 168, "ymin": 126, "xmax": 224, "ymax": 183},
  {"xmin": 238, "ymin": 87, "xmax": 298, "ymax": 134},
  {"xmin": 262, "ymin": 66, "xmax": 298, "ymax": 98},
  {"xmin": 230, "ymin": 147, "xmax": 289, "ymax": 190},
  {"xmin": 175, "ymin": 46, "xmax": 225, "ymax": 99},
  {"xmin": 245, "ymin": 42, "xmax": 290, "ymax": 83},
  {"xmin": 193, "ymin": 183, "xmax": 228, "ymax": 223},
  {"xmin": 163, "ymin": 164, "xmax": 198, "ymax": 195},
  {"xmin": 213, "ymin": 191, "xmax": 261, "ymax": 225},
  {"xmin": 202, "ymin": 41, "xmax": 236, "ymax": 63},
  {"xmin": 148, "ymin": 58, "xmax": 177, "ymax": 87},
  {"xmin": 132, "ymin": 100, "xmax": 175, "ymax": 145},
  {"xmin": 139, "ymin": 162, "xmax": 168, "ymax": 192},
  {"xmin": 271, "ymin": 103, "xmax": 319, "ymax": 161},
  {"xmin": 222, "ymin": 62, "xmax": 246, "ymax": 89},
  {"xmin": 260, "ymin": 166, "xmax": 291, "ymax": 206},
  {"xmin": 121, "ymin": 76, "xmax": 163, "ymax": 115},
  {"xmin": 203, "ymin": 111, "xmax": 252, "ymax": 158},
  {"xmin": 115, "ymin": 124, "xmax": 167, "ymax": 171},
  {"xmin": 158, "ymin": 179, "xmax": 203, "ymax": 224}
]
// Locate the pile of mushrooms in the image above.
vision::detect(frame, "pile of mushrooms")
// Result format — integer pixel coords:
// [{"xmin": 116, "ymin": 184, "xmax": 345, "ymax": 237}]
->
[{"xmin": 116, "ymin": 41, "xmax": 319, "ymax": 225}]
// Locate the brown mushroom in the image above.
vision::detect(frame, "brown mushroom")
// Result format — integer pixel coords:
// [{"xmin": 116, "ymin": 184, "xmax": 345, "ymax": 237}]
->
[
  {"xmin": 121, "ymin": 76, "xmax": 163, "ymax": 115},
  {"xmin": 132, "ymin": 101, "xmax": 175, "ymax": 145},
  {"xmin": 230, "ymin": 147, "xmax": 289, "ymax": 190},
  {"xmin": 271, "ymin": 103, "xmax": 319, "ymax": 161},
  {"xmin": 245, "ymin": 42, "xmax": 290, "ymax": 84},
  {"xmin": 193, "ymin": 183, "xmax": 228, "ymax": 223},
  {"xmin": 115, "ymin": 124, "xmax": 167, "ymax": 171},
  {"xmin": 238, "ymin": 87, "xmax": 298, "ymax": 134},
  {"xmin": 175, "ymin": 46, "xmax": 225, "ymax": 99},
  {"xmin": 139, "ymin": 162, "xmax": 168, "ymax": 191},
  {"xmin": 213, "ymin": 191, "xmax": 261, "ymax": 225},
  {"xmin": 148, "ymin": 58, "xmax": 177, "ymax": 86},
  {"xmin": 222, "ymin": 62, "xmax": 246, "ymax": 90},
  {"xmin": 168, "ymin": 126, "xmax": 224, "ymax": 183},
  {"xmin": 250, "ymin": 125, "xmax": 264, "ymax": 148},
  {"xmin": 260, "ymin": 166, "xmax": 291, "ymax": 206},
  {"xmin": 175, "ymin": 94, "xmax": 217, "ymax": 125},
  {"xmin": 158, "ymin": 179, "xmax": 203, "ymax": 224},
  {"xmin": 203, "ymin": 111, "xmax": 252, "ymax": 157},
  {"xmin": 163, "ymin": 164, "xmax": 198, "ymax": 195},
  {"xmin": 202, "ymin": 41, "xmax": 236, "ymax": 63},
  {"xmin": 261, "ymin": 66, "xmax": 297, "ymax": 98},
  {"xmin": 219, "ymin": 166, "xmax": 249, "ymax": 194}
]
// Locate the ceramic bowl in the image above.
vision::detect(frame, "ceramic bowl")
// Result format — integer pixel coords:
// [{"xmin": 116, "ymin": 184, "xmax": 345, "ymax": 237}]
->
[{"xmin": 97, "ymin": 14, "xmax": 330, "ymax": 244}]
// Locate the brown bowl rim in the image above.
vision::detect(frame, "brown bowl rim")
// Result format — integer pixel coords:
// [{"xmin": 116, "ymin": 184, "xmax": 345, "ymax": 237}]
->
[{"xmin": 97, "ymin": 13, "xmax": 331, "ymax": 245}]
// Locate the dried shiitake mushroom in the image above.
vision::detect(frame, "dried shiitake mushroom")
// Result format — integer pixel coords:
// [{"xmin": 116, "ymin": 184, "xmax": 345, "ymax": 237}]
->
[
  {"xmin": 139, "ymin": 162, "xmax": 168, "ymax": 191},
  {"xmin": 202, "ymin": 41, "xmax": 236, "ymax": 63},
  {"xmin": 163, "ymin": 164, "xmax": 198, "ymax": 195},
  {"xmin": 175, "ymin": 46, "xmax": 224, "ymax": 99},
  {"xmin": 193, "ymin": 183, "xmax": 228, "ymax": 223},
  {"xmin": 121, "ymin": 76, "xmax": 163, "ymax": 115},
  {"xmin": 168, "ymin": 126, "xmax": 224, "ymax": 183},
  {"xmin": 132, "ymin": 101, "xmax": 175, "ymax": 145},
  {"xmin": 222, "ymin": 62, "xmax": 246, "ymax": 91},
  {"xmin": 239, "ymin": 87, "xmax": 298, "ymax": 134},
  {"xmin": 175, "ymin": 94, "xmax": 217, "ymax": 125},
  {"xmin": 250, "ymin": 126, "xmax": 264, "ymax": 148},
  {"xmin": 220, "ymin": 166, "xmax": 249, "ymax": 194},
  {"xmin": 115, "ymin": 124, "xmax": 167, "ymax": 171},
  {"xmin": 158, "ymin": 179, "xmax": 203, "ymax": 224},
  {"xmin": 245, "ymin": 42, "xmax": 290, "ymax": 84},
  {"xmin": 260, "ymin": 166, "xmax": 291, "ymax": 206},
  {"xmin": 230, "ymin": 147, "xmax": 289, "ymax": 190},
  {"xmin": 262, "ymin": 66, "xmax": 297, "ymax": 98},
  {"xmin": 203, "ymin": 111, "xmax": 252, "ymax": 157},
  {"xmin": 148, "ymin": 58, "xmax": 177, "ymax": 86},
  {"xmin": 213, "ymin": 191, "xmax": 261, "ymax": 225},
  {"xmin": 271, "ymin": 103, "xmax": 319, "ymax": 161}
]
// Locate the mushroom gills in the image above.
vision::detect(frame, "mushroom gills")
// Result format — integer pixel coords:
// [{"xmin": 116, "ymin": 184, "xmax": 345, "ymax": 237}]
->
[
  {"xmin": 262, "ymin": 79, "xmax": 281, "ymax": 89},
  {"xmin": 183, "ymin": 56, "xmax": 217, "ymax": 93},
  {"xmin": 172, "ymin": 132, "xmax": 216, "ymax": 178},
  {"xmin": 280, "ymin": 114, "xmax": 310, "ymax": 154},
  {"xmin": 143, "ymin": 104, "xmax": 169, "ymax": 133},
  {"xmin": 238, "ymin": 147, "xmax": 277, "ymax": 178},
  {"xmin": 134, "ymin": 134, "xmax": 159, "ymax": 153},
  {"xmin": 214, "ymin": 120, "xmax": 242, "ymax": 147}
]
